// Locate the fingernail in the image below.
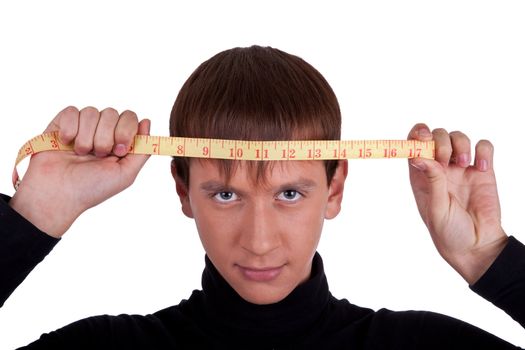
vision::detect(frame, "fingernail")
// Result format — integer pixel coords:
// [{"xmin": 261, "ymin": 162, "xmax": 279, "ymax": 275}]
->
[
  {"xmin": 458, "ymin": 153, "xmax": 470, "ymax": 167},
  {"xmin": 114, "ymin": 144, "xmax": 127, "ymax": 156},
  {"xmin": 477, "ymin": 159, "xmax": 488, "ymax": 172},
  {"xmin": 410, "ymin": 159, "xmax": 426, "ymax": 171},
  {"xmin": 417, "ymin": 127, "xmax": 432, "ymax": 138}
]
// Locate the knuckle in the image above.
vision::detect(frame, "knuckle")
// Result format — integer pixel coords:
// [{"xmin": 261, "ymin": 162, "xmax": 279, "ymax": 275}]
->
[
  {"xmin": 101, "ymin": 107, "xmax": 119, "ymax": 117},
  {"xmin": 450, "ymin": 130, "xmax": 470, "ymax": 144},
  {"xmin": 62, "ymin": 105, "xmax": 79, "ymax": 116},
  {"xmin": 121, "ymin": 109, "xmax": 138, "ymax": 119},
  {"xmin": 81, "ymin": 106, "xmax": 99, "ymax": 116},
  {"xmin": 120, "ymin": 111, "xmax": 139, "ymax": 126}
]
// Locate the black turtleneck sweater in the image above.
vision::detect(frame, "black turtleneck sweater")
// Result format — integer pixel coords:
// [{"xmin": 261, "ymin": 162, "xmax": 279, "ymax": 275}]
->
[{"xmin": 1, "ymin": 194, "xmax": 524, "ymax": 349}]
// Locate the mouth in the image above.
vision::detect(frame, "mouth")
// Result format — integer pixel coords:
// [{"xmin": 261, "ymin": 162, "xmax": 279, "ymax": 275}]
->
[{"xmin": 236, "ymin": 264, "xmax": 285, "ymax": 282}]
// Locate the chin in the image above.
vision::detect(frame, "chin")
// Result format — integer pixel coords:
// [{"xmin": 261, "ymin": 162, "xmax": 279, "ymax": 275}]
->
[{"xmin": 235, "ymin": 283, "xmax": 294, "ymax": 305}]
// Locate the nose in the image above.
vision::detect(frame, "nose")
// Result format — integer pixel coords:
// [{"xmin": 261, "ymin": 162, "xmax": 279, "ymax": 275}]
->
[{"xmin": 239, "ymin": 201, "xmax": 281, "ymax": 256}]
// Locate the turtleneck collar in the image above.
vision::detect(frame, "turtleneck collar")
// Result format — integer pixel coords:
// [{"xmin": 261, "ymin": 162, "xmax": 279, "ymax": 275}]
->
[{"xmin": 198, "ymin": 252, "xmax": 331, "ymax": 346}]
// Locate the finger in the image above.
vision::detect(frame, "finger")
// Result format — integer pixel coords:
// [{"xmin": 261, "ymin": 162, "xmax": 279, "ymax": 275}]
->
[
  {"xmin": 74, "ymin": 107, "xmax": 100, "ymax": 155},
  {"xmin": 449, "ymin": 131, "xmax": 471, "ymax": 168},
  {"xmin": 93, "ymin": 107, "xmax": 120, "ymax": 157},
  {"xmin": 407, "ymin": 123, "xmax": 433, "ymax": 141},
  {"xmin": 432, "ymin": 128, "xmax": 453, "ymax": 167},
  {"xmin": 474, "ymin": 140, "xmax": 494, "ymax": 172},
  {"xmin": 44, "ymin": 106, "xmax": 80, "ymax": 145},
  {"xmin": 138, "ymin": 118, "xmax": 150, "ymax": 136},
  {"xmin": 113, "ymin": 110, "xmax": 139, "ymax": 157},
  {"xmin": 118, "ymin": 119, "xmax": 151, "ymax": 184}
]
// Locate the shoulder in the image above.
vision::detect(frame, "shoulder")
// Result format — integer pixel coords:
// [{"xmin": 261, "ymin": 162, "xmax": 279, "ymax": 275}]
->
[
  {"xmin": 24, "ymin": 300, "xmax": 202, "ymax": 350},
  {"xmin": 323, "ymin": 297, "xmax": 516, "ymax": 349},
  {"xmin": 26, "ymin": 313, "xmax": 175, "ymax": 349}
]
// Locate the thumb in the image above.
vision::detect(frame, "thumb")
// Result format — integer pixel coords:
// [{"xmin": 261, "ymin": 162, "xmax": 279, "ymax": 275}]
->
[
  {"xmin": 118, "ymin": 119, "xmax": 151, "ymax": 180},
  {"xmin": 409, "ymin": 157, "xmax": 450, "ymax": 222}
]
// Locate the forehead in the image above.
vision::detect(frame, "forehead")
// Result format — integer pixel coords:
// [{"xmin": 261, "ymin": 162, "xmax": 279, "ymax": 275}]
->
[{"xmin": 188, "ymin": 159, "xmax": 327, "ymax": 188}]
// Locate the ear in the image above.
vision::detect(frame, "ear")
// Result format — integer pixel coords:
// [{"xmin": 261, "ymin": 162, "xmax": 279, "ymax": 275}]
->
[
  {"xmin": 324, "ymin": 160, "xmax": 348, "ymax": 220},
  {"xmin": 171, "ymin": 160, "xmax": 194, "ymax": 218}
]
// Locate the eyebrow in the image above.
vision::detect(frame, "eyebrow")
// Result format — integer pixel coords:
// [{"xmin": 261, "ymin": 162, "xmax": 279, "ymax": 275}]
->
[
  {"xmin": 275, "ymin": 179, "xmax": 317, "ymax": 193},
  {"xmin": 199, "ymin": 181, "xmax": 232, "ymax": 193},
  {"xmin": 199, "ymin": 178, "xmax": 318, "ymax": 195}
]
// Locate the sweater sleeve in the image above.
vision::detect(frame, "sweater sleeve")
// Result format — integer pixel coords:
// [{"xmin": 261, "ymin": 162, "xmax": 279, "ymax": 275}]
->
[
  {"xmin": 470, "ymin": 236, "xmax": 525, "ymax": 328},
  {"xmin": 0, "ymin": 193, "xmax": 59, "ymax": 307}
]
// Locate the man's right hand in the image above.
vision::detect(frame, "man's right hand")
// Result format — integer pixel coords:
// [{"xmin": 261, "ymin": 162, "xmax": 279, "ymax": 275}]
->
[{"xmin": 9, "ymin": 106, "xmax": 151, "ymax": 238}]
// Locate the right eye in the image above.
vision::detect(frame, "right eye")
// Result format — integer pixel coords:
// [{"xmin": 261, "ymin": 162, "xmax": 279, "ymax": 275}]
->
[{"xmin": 213, "ymin": 191, "xmax": 238, "ymax": 203}]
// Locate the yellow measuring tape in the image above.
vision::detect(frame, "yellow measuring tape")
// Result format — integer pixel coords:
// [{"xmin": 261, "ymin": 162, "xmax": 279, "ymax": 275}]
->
[{"xmin": 14, "ymin": 132, "xmax": 435, "ymax": 188}]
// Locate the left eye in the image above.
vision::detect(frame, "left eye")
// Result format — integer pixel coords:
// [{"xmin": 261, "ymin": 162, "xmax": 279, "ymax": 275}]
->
[
  {"xmin": 213, "ymin": 191, "xmax": 238, "ymax": 202},
  {"xmin": 277, "ymin": 190, "xmax": 302, "ymax": 202}
]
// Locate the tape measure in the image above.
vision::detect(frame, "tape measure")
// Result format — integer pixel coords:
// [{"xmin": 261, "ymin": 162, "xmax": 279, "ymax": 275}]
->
[{"xmin": 13, "ymin": 132, "xmax": 434, "ymax": 189}]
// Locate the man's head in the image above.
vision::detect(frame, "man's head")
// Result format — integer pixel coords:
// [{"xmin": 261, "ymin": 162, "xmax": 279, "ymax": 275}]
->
[{"xmin": 170, "ymin": 46, "xmax": 347, "ymax": 304}]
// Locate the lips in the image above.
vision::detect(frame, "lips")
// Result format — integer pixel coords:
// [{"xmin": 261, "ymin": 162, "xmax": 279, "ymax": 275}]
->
[{"xmin": 237, "ymin": 264, "xmax": 284, "ymax": 282}]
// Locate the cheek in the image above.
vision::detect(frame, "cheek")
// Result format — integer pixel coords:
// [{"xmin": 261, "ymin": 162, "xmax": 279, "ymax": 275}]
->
[
  {"xmin": 190, "ymin": 198, "xmax": 238, "ymax": 254},
  {"xmin": 293, "ymin": 194, "xmax": 327, "ymax": 225},
  {"xmin": 279, "ymin": 200, "xmax": 326, "ymax": 249},
  {"xmin": 192, "ymin": 211, "xmax": 219, "ymax": 247}
]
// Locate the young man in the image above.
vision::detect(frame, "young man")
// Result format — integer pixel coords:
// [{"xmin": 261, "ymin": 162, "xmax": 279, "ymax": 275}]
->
[{"xmin": 1, "ymin": 46, "xmax": 523, "ymax": 349}]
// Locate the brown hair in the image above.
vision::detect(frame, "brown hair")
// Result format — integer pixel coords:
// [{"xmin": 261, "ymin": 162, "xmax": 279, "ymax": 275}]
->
[{"xmin": 170, "ymin": 45, "xmax": 341, "ymax": 187}]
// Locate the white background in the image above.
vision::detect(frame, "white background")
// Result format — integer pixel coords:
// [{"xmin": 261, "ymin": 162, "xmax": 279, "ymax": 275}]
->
[{"xmin": 1, "ymin": 0, "xmax": 524, "ymax": 348}]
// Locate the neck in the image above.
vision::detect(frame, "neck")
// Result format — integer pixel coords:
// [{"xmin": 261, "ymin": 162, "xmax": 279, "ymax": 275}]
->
[{"xmin": 198, "ymin": 252, "xmax": 331, "ymax": 345}]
